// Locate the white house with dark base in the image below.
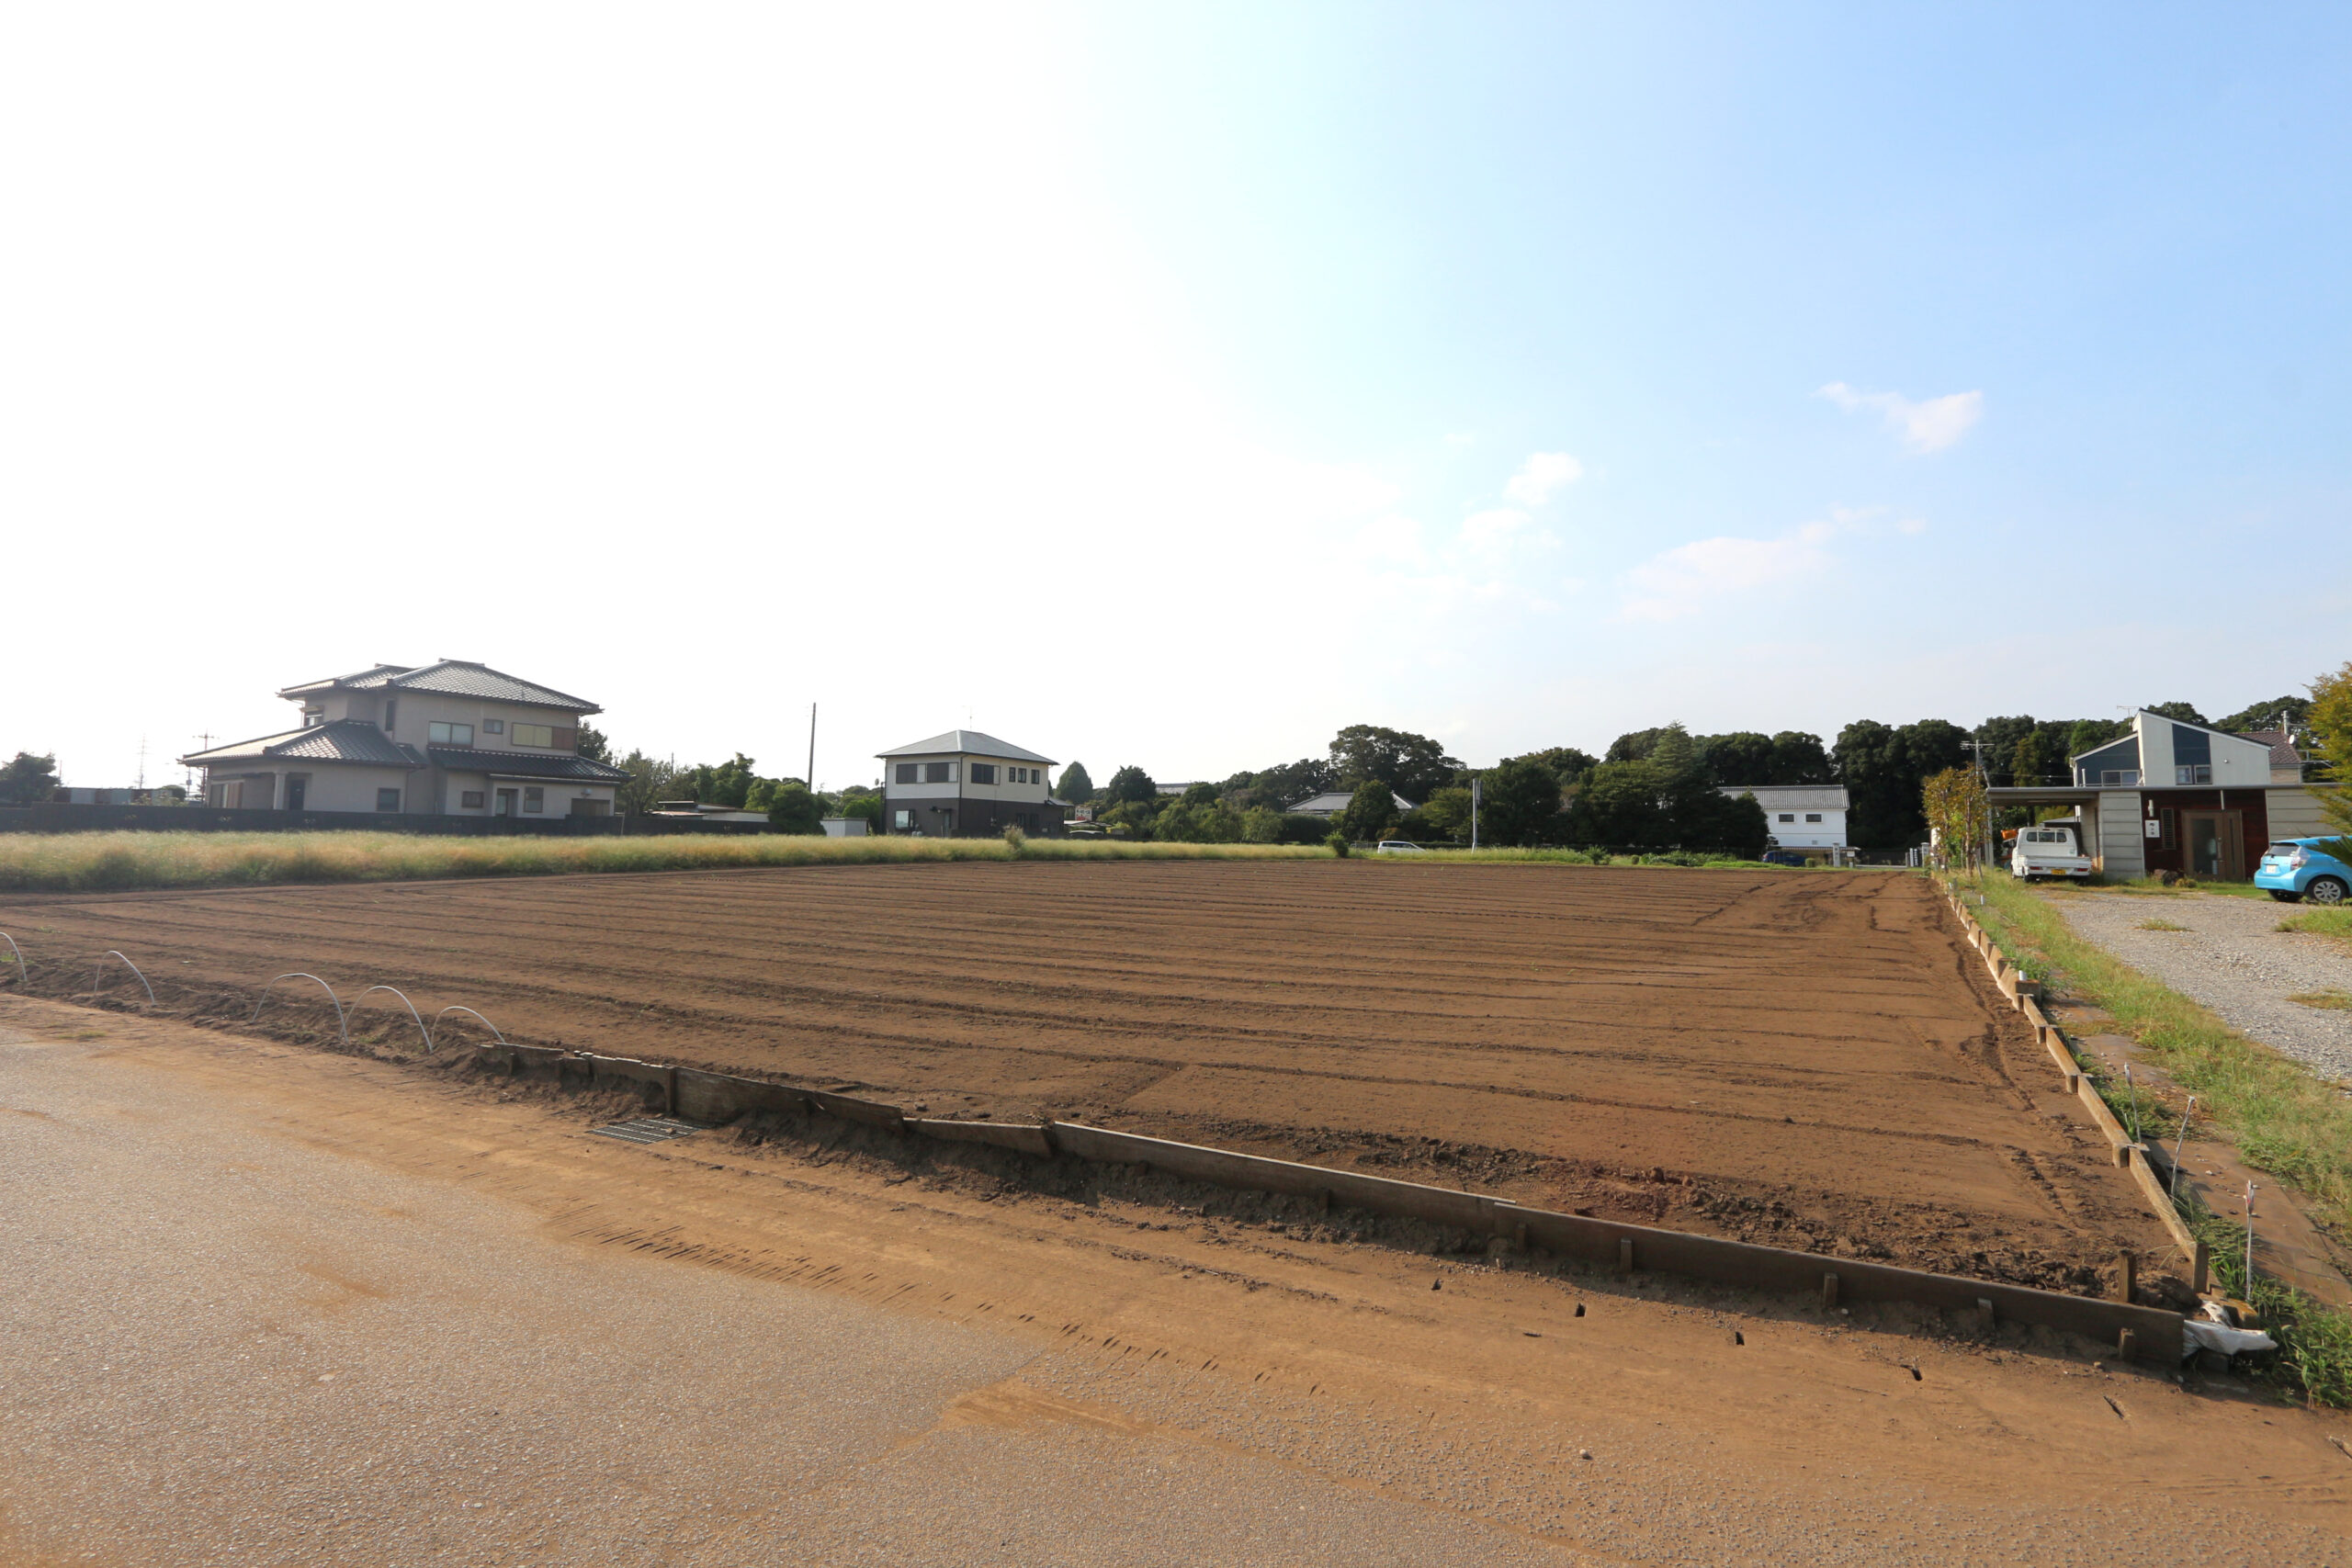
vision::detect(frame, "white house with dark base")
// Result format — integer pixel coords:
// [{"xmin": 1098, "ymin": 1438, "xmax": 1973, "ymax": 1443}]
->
[
  {"xmin": 182, "ymin": 661, "xmax": 631, "ymax": 818},
  {"xmin": 879, "ymin": 729, "xmax": 1065, "ymax": 837}
]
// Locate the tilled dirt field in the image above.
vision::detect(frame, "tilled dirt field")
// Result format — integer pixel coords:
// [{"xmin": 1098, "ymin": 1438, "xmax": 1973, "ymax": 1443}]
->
[{"xmin": 0, "ymin": 861, "xmax": 2179, "ymax": 1294}]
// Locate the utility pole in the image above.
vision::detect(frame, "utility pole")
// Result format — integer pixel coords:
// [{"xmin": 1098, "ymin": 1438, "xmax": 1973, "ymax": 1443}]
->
[
  {"xmin": 806, "ymin": 703, "xmax": 817, "ymax": 792},
  {"xmin": 1471, "ymin": 774, "xmax": 1481, "ymax": 850}
]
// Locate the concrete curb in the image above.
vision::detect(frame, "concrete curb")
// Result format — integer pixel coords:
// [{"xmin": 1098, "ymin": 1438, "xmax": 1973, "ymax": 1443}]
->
[
  {"xmin": 477, "ymin": 1034, "xmax": 2184, "ymax": 1362},
  {"xmin": 1940, "ymin": 879, "xmax": 2209, "ymax": 1294}
]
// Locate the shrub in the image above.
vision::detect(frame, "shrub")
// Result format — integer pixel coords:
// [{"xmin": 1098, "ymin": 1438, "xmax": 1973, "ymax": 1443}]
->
[{"xmin": 1327, "ymin": 831, "xmax": 1351, "ymax": 858}]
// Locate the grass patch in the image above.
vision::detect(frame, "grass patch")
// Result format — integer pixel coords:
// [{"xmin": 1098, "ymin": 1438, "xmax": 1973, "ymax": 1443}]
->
[
  {"xmin": 2288, "ymin": 990, "xmax": 2352, "ymax": 1011},
  {"xmin": 2182, "ymin": 1196, "xmax": 2352, "ymax": 1409},
  {"xmin": 0, "ymin": 831, "xmax": 1857, "ymax": 895},
  {"xmin": 2135, "ymin": 917, "xmax": 2190, "ymax": 931},
  {"xmin": 1959, "ymin": 873, "xmax": 2352, "ymax": 1241},
  {"xmin": 2278, "ymin": 907, "xmax": 2352, "ymax": 946},
  {"xmin": 0, "ymin": 830, "xmax": 1338, "ymax": 894}
]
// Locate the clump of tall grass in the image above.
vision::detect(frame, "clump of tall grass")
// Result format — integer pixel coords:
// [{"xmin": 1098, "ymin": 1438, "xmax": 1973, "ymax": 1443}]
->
[{"xmin": 0, "ymin": 830, "xmax": 1329, "ymax": 894}]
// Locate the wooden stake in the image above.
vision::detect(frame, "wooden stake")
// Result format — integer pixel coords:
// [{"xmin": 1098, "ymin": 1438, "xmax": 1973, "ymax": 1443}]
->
[
  {"xmin": 1821, "ymin": 1272, "xmax": 1839, "ymax": 1311},
  {"xmin": 2112, "ymin": 1251, "xmax": 2135, "ymax": 1303},
  {"xmin": 1618, "ymin": 1238, "xmax": 1634, "ymax": 1274}
]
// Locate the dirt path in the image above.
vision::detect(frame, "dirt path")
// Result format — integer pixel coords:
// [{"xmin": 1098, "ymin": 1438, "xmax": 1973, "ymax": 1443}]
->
[
  {"xmin": 2048, "ymin": 890, "xmax": 2352, "ymax": 1083},
  {"xmin": 0, "ymin": 863, "xmax": 2179, "ymax": 1293},
  {"xmin": 3, "ymin": 996, "xmax": 2346, "ymax": 1566}
]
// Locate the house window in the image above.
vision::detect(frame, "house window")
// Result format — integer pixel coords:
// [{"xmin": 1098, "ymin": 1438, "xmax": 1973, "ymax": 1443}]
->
[
  {"xmin": 970, "ymin": 763, "xmax": 997, "ymax": 784},
  {"xmin": 2099, "ymin": 770, "xmax": 2140, "ymax": 786},
  {"xmin": 524, "ymin": 787, "xmax": 544, "ymax": 813},
  {"xmin": 376, "ymin": 788, "xmax": 401, "ymax": 811},
  {"xmin": 427, "ymin": 722, "xmax": 475, "ymax": 746},
  {"xmin": 2175, "ymin": 764, "xmax": 2211, "ymax": 785},
  {"xmin": 1804, "ymin": 813, "xmax": 1822, "ymax": 823},
  {"xmin": 1778, "ymin": 813, "xmax": 1795, "ymax": 823},
  {"xmin": 2160, "ymin": 807, "xmax": 2177, "ymax": 849},
  {"xmin": 484, "ymin": 719, "xmax": 504, "ymax": 734},
  {"xmin": 924, "ymin": 761, "xmax": 954, "ymax": 784},
  {"xmin": 894, "ymin": 808, "xmax": 914, "ymax": 829},
  {"xmin": 512, "ymin": 723, "xmax": 555, "ymax": 748},
  {"xmin": 896, "ymin": 763, "xmax": 918, "ymax": 784},
  {"xmin": 461, "ymin": 790, "xmax": 485, "ymax": 809}
]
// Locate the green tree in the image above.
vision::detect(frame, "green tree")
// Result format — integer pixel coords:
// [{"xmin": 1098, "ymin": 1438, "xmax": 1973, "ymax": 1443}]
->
[
  {"xmin": 1922, "ymin": 766, "xmax": 1991, "ymax": 874},
  {"xmin": 1057, "ymin": 761, "xmax": 1095, "ymax": 805},
  {"xmin": 2307, "ymin": 661, "xmax": 2352, "ymax": 847},
  {"xmin": 2142, "ymin": 701, "xmax": 2211, "ymax": 727},
  {"xmin": 1229, "ymin": 758, "xmax": 1339, "ymax": 811},
  {"xmin": 1834, "ymin": 719, "xmax": 1968, "ymax": 851},
  {"xmin": 2214, "ymin": 696, "xmax": 2312, "ymax": 736},
  {"xmin": 1566, "ymin": 760, "xmax": 1662, "ymax": 847},
  {"xmin": 2065, "ymin": 717, "xmax": 2129, "ymax": 758},
  {"xmin": 835, "ymin": 785, "xmax": 884, "ymax": 830},
  {"xmin": 1420, "ymin": 785, "xmax": 1475, "ymax": 842},
  {"xmin": 684, "ymin": 753, "xmax": 761, "ymax": 808},
  {"xmin": 1697, "ymin": 732, "xmax": 1774, "ymax": 786},
  {"xmin": 614, "ymin": 750, "xmax": 682, "ymax": 817},
  {"xmin": 1767, "ymin": 731, "xmax": 1833, "ymax": 784},
  {"xmin": 1328, "ymin": 725, "xmax": 1460, "ymax": 804},
  {"xmin": 576, "ymin": 723, "xmax": 614, "ymax": 764},
  {"xmin": 1338, "ymin": 781, "xmax": 1399, "ymax": 842},
  {"xmin": 0, "ymin": 751, "xmax": 59, "ymax": 806},
  {"xmin": 765, "ymin": 781, "xmax": 824, "ymax": 835},
  {"xmin": 1239, "ymin": 806, "xmax": 1283, "ymax": 843},
  {"xmin": 1648, "ymin": 724, "xmax": 1699, "ymax": 783},
  {"xmin": 1604, "ymin": 728, "xmax": 1669, "ymax": 764},
  {"xmin": 1481, "ymin": 757, "xmax": 1568, "ymax": 846},
  {"xmin": 1102, "ymin": 765, "xmax": 1158, "ymax": 805},
  {"xmin": 1505, "ymin": 747, "xmax": 1597, "ymax": 788},
  {"xmin": 2009, "ymin": 728, "xmax": 2058, "ymax": 787},
  {"xmin": 1181, "ymin": 781, "xmax": 1220, "ymax": 807}
]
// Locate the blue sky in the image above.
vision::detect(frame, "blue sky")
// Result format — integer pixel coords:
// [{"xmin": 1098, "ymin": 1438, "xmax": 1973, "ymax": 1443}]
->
[{"xmin": 3, "ymin": 5, "xmax": 2346, "ymax": 789}]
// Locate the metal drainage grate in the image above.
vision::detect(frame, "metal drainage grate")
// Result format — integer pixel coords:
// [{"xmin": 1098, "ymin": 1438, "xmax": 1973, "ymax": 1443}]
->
[{"xmin": 591, "ymin": 1115, "xmax": 707, "ymax": 1145}]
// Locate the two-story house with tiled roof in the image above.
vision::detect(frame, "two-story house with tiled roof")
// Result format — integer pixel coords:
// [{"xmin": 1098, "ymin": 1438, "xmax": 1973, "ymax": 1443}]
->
[
  {"xmin": 878, "ymin": 728, "xmax": 1065, "ymax": 837},
  {"xmin": 181, "ymin": 661, "xmax": 631, "ymax": 819}
]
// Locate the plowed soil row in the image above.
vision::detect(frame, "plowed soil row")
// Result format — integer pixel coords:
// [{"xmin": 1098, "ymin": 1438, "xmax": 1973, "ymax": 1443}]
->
[{"xmin": 0, "ymin": 862, "xmax": 2180, "ymax": 1295}]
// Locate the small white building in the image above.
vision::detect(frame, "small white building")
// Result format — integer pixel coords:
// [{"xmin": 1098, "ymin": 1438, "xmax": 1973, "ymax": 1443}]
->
[
  {"xmin": 182, "ymin": 660, "xmax": 631, "ymax": 818},
  {"xmin": 1721, "ymin": 784, "xmax": 1850, "ymax": 862},
  {"xmin": 878, "ymin": 728, "xmax": 1065, "ymax": 837}
]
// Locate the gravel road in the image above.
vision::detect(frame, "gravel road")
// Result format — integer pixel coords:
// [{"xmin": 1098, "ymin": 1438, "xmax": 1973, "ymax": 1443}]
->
[{"xmin": 2048, "ymin": 891, "xmax": 2352, "ymax": 1082}]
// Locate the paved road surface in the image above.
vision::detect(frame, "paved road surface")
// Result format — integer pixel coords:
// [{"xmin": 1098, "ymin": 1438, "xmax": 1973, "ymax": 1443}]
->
[
  {"xmin": 4, "ymin": 997, "xmax": 2347, "ymax": 1566},
  {"xmin": 0, "ymin": 1013, "xmax": 1577, "ymax": 1567}
]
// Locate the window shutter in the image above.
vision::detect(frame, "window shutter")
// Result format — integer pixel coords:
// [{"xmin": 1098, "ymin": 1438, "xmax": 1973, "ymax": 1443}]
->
[{"xmin": 553, "ymin": 728, "xmax": 576, "ymax": 750}]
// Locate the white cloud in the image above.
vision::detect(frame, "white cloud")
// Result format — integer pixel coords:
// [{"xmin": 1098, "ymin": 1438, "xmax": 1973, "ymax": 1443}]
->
[
  {"xmin": 1461, "ymin": 507, "xmax": 1532, "ymax": 548},
  {"xmin": 1614, "ymin": 508, "xmax": 1923, "ymax": 622},
  {"xmin": 1502, "ymin": 450, "xmax": 1583, "ymax": 506},
  {"xmin": 1817, "ymin": 383, "xmax": 1984, "ymax": 454}
]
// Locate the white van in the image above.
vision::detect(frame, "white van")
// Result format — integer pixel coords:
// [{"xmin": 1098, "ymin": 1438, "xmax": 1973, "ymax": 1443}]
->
[{"xmin": 2011, "ymin": 819, "xmax": 2094, "ymax": 882}]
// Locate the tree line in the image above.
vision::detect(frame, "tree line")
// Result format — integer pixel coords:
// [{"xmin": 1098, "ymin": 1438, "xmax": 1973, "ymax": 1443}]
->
[
  {"xmin": 582, "ymin": 728, "xmax": 882, "ymax": 834},
  {"xmin": 1054, "ymin": 691, "xmax": 2324, "ymax": 853}
]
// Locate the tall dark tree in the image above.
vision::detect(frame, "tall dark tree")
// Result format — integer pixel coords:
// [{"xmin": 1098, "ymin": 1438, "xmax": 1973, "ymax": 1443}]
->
[
  {"xmin": 1506, "ymin": 746, "xmax": 1598, "ymax": 788},
  {"xmin": 1834, "ymin": 719, "xmax": 1968, "ymax": 850},
  {"xmin": 1698, "ymin": 731, "xmax": 1774, "ymax": 786},
  {"xmin": 765, "ymin": 781, "xmax": 824, "ymax": 835},
  {"xmin": 1566, "ymin": 760, "xmax": 1663, "ymax": 846},
  {"xmin": 1338, "ymin": 781, "xmax": 1399, "ymax": 841},
  {"xmin": 1102, "ymin": 764, "xmax": 1158, "ymax": 805},
  {"xmin": 1479, "ymin": 757, "xmax": 1567, "ymax": 846},
  {"xmin": 2142, "ymin": 701, "xmax": 2211, "ymax": 727},
  {"xmin": 1230, "ymin": 758, "xmax": 1338, "ymax": 811},
  {"xmin": 0, "ymin": 751, "xmax": 58, "ymax": 806},
  {"xmin": 1056, "ymin": 761, "xmax": 1094, "ymax": 805},
  {"xmin": 1328, "ymin": 725, "xmax": 1461, "ymax": 804},
  {"xmin": 1767, "ymin": 731, "xmax": 1833, "ymax": 784},
  {"xmin": 2214, "ymin": 696, "xmax": 2311, "ymax": 735},
  {"xmin": 575, "ymin": 723, "xmax": 614, "ymax": 764},
  {"xmin": 1604, "ymin": 728, "xmax": 1669, "ymax": 764}
]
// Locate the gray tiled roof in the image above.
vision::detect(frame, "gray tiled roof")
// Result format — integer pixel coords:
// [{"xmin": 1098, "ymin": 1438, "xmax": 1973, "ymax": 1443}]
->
[
  {"xmin": 425, "ymin": 746, "xmax": 632, "ymax": 783},
  {"xmin": 2235, "ymin": 730, "xmax": 2304, "ymax": 772},
  {"xmin": 1286, "ymin": 789, "xmax": 1416, "ymax": 815},
  {"xmin": 279, "ymin": 660, "xmax": 601, "ymax": 714},
  {"xmin": 876, "ymin": 728, "xmax": 1056, "ymax": 765},
  {"xmin": 1716, "ymin": 784, "xmax": 1849, "ymax": 810},
  {"xmin": 181, "ymin": 720, "xmax": 424, "ymax": 769}
]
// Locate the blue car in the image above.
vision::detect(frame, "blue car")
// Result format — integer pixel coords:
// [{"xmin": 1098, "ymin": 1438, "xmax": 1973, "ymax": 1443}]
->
[{"xmin": 2256, "ymin": 838, "xmax": 2352, "ymax": 905}]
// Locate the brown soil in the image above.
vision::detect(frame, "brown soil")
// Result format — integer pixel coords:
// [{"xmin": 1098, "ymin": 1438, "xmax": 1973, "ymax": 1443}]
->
[{"xmin": 0, "ymin": 861, "xmax": 2181, "ymax": 1295}]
